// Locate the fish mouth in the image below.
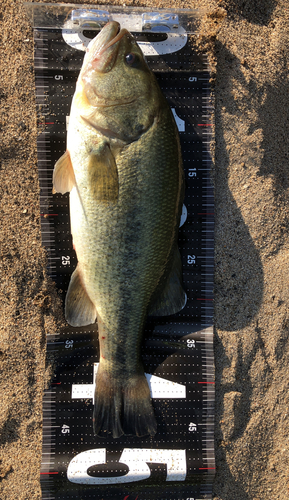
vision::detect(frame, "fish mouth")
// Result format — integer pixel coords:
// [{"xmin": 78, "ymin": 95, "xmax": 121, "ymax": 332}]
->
[
  {"xmin": 85, "ymin": 22, "xmax": 129, "ymax": 73},
  {"xmin": 80, "ymin": 22, "xmax": 136, "ymax": 106}
]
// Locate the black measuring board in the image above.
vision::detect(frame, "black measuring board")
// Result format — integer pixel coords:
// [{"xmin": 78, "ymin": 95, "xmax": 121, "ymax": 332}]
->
[{"xmin": 30, "ymin": 5, "xmax": 215, "ymax": 500}]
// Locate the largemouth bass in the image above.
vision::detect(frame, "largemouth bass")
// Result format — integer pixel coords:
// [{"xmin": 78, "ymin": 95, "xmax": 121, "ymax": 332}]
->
[{"xmin": 53, "ymin": 22, "xmax": 186, "ymax": 438}]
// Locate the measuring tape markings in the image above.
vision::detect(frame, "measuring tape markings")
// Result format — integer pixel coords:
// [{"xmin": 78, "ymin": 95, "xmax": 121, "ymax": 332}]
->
[{"xmin": 33, "ymin": 12, "xmax": 214, "ymax": 499}]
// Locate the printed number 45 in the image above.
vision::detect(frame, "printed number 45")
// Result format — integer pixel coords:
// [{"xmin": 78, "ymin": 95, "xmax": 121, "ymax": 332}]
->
[{"xmin": 67, "ymin": 448, "xmax": 186, "ymax": 484}]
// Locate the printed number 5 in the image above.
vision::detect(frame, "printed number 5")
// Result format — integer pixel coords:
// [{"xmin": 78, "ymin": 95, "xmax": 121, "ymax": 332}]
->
[{"xmin": 67, "ymin": 448, "xmax": 186, "ymax": 484}]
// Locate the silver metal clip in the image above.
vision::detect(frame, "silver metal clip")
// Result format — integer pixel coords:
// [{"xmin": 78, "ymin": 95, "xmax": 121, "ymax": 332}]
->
[
  {"xmin": 141, "ymin": 12, "xmax": 179, "ymax": 32},
  {"xmin": 71, "ymin": 9, "xmax": 110, "ymax": 29}
]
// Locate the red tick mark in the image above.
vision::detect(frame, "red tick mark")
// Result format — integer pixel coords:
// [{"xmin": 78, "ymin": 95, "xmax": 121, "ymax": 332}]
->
[
  {"xmin": 40, "ymin": 472, "xmax": 59, "ymax": 475},
  {"xmin": 101, "ymin": 336, "xmax": 105, "ymax": 340}
]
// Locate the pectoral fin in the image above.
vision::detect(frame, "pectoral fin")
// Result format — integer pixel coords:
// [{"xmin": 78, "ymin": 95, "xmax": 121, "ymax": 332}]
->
[
  {"xmin": 52, "ymin": 150, "xmax": 75, "ymax": 194},
  {"xmin": 148, "ymin": 246, "xmax": 187, "ymax": 317},
  {"xmin": 88, "ymin": 144, "xmax": 118, "ymax": 203},
  {"xmin": 65, "ymin": 265, "xmax": 97, "ymax": 327}
]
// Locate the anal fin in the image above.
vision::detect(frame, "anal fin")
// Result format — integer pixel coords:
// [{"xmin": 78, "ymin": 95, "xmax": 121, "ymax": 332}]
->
[
  {"xmin": 148, "ymin": 246, "xmax": 187, "ymax": 317},
  {"xmin": 53, "ymin": 150, "xmax": 75, "ymax": 194},
  {"xmin": 65, "ymin": 265, "xmax": 97, "ymax": 327}
]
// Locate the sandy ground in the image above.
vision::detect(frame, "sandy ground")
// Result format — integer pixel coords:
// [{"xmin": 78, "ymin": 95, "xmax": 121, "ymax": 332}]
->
[{"xmin": 0, "ymin": 0, "xmax": 289, "ymax": 498}]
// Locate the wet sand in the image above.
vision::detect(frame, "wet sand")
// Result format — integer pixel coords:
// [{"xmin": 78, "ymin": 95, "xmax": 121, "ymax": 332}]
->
[{"xmin": 0, "ymin": 0, "xmax": 288, "ymax": 498}]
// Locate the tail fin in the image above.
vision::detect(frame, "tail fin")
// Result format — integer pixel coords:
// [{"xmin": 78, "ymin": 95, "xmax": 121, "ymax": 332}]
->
[{"xmin": 93, "ymin": 368, "xmax": 157, "ymax": 439}]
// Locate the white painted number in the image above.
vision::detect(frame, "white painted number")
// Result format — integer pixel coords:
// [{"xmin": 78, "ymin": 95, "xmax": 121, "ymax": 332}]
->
[
  {"xmin": 187, "ymin": 339, "xmax": 195, "ymax": 348},
  {"xmin": 55, "ymin": 75, "xmax": 64, "ymax": 80},
  {"xmin": 62, "ymin": 255, "xmax": 70, "ymax": 266},
  {"xmin": 67, "ymin": 448, "xmax": 186, "ymax": 484},
  {"xmin": 188, "ymin": 422, "xmax": 197, "ymax": 432},
  {"xmin": 65, "ymin": 340, "xmax": 74, "ymax": 349},
  {"xmin": 187, "ymin": 255, "xmax": 196, "ymax": 265},
  {"xmin": 189, "ymin": 76, "xmax": 197, "ymax": 82}
]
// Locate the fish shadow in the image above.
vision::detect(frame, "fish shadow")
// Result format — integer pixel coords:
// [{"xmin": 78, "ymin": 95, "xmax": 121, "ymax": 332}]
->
[
  {"xmin": 214, "ymin": 23, "xmax": 289, "ymax": 493},
  {"xmin": 213, "ymin": 44, "xmax": 265, "ymax": 333},
  {"xmin": 212, "ymin": 36, "xmax": 289, "ymax": 497},
  {"xmin": 0, "ymin": 411, "xmax": 20, "ymax": 446},
  {"xmin": 221, "ymin": 0, "xmax": 277, "ymax": 26}
]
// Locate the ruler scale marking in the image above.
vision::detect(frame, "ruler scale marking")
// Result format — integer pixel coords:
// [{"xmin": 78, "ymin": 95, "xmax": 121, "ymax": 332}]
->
[{"xmin": 32, "ymin": 6, "xmax": 215, "ymax": 500}]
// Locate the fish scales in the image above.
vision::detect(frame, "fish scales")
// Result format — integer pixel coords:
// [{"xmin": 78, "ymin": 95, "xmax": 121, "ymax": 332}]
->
[
  {"xmin": 53, "ymin": 21, "xmax": 185, "ymax": 438},
  {"xmin": 71, "ymin": 107, "xmax": 181, "ymax": 372}
]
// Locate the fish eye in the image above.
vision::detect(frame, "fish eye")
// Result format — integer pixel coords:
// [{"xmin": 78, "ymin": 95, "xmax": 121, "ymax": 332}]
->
[{"xmin": 125, "ymin": 53, "xmax": 138, "ymax": 66}]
